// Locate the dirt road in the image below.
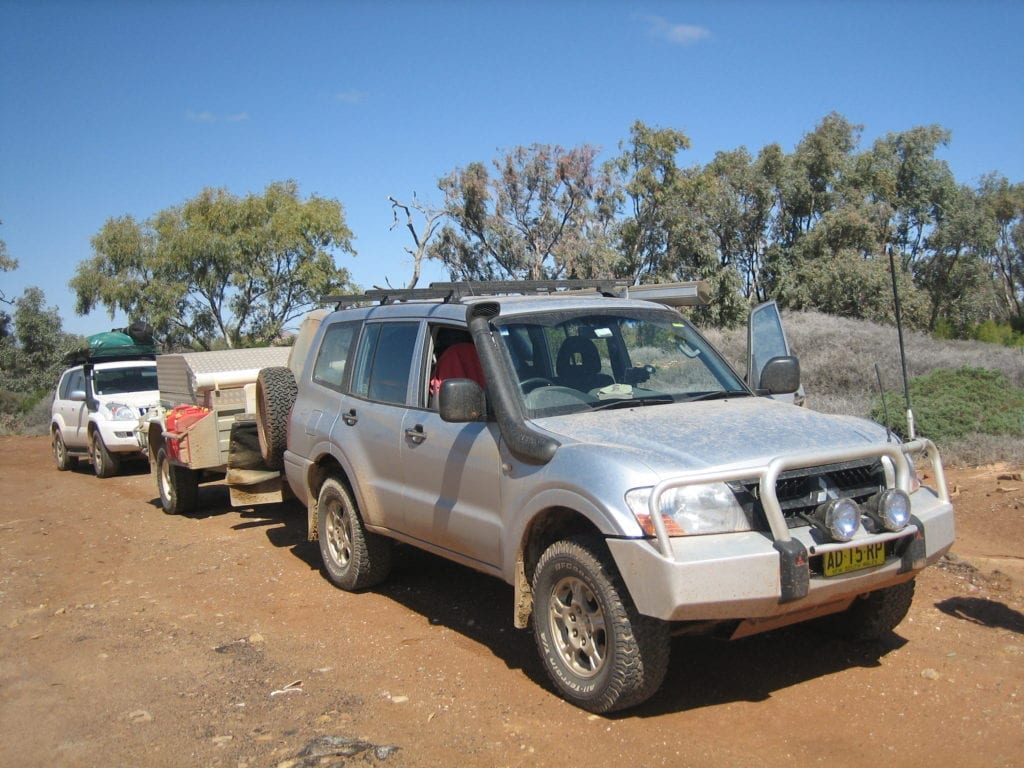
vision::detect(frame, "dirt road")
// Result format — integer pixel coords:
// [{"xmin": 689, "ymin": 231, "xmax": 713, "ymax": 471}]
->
[{"xmin": 1, "ymin": 435, "xmax": 1021, "ymax": 767}]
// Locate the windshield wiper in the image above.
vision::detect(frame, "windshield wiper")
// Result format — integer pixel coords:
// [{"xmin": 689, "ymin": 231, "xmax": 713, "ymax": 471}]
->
[
  {"xmin": 590, "ymin": 394, "xmax": 674, "ymax": 411},
  {"xmin": 682, "ymin": 390, "xmax": 751, "ymax": 403}
]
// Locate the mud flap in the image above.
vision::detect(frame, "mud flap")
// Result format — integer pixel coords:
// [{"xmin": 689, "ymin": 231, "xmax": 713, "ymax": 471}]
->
[{"xmin": 227, "ymin": 419, "xmax": 285, "ymax": 507}]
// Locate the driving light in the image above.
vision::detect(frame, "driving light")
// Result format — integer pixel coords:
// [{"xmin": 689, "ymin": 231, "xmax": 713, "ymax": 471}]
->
[
  {"xmin": 866, "ymin": 489, "xmax": 911, "ymax": 532},
  {"xmin": 812, "ymin": 498, "xmax": 861, "ymax": 542}
]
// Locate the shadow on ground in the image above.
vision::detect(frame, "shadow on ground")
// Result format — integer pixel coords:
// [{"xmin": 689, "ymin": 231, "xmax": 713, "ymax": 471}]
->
[{"xmin": 935, "ymin": 596, "xmax": 1024, "ymax": 634}]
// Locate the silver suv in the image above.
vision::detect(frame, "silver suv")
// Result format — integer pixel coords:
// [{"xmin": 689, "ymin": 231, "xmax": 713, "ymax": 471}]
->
[{"xmin": 276, "ymin": 281, "xmax": 955, "ymax": 713}]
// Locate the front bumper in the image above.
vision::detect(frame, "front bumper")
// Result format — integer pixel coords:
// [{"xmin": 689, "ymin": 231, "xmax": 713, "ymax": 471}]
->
[{"xmin": 607, "ymin": 439, "xmax": 955, "ymax": 624}]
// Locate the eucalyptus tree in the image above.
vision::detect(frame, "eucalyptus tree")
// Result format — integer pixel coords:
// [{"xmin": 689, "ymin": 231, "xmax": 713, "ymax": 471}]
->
[
  {"xmin": 606, "ymin": 121, "xmax": 689, "ymax": 283},
  {"xmin": 71, "ymin": 181, "xmax": 355, "ymax": 350},
  {"xmin": 430, "ymin": 144, "xmax": 619, "ymax": 281},
  {"xmin": 862, "ymin": 125, "xmax": 957, "ymax": 270},
  {"xmin": 975, "ymin": 173, "xmax": 1024, "ymax": 321}
]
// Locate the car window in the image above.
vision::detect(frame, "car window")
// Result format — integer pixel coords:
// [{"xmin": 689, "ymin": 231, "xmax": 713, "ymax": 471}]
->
[
  {"xmin": 66, "ymin": 369, "xmax": 86, "ymax": 397},
  {"xmin": 312, "ymin": 321, "xmax": 360, "ymax": 390},
  {"xmin": 351, "ymin": 321, "xmax": 419, "ymax": 405},
  {"xmin": 92, "ymin": 366, "xmax": 158, "ymax": 395},
  {"xmin": 57, "ymin": 369, "xmax": 77, "ymax": 399}
]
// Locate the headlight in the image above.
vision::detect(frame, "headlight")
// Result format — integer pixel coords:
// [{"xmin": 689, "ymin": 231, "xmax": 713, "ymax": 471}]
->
[
  {"xmin": 866, "ymin": 489, "xmax": 911, "ymax": 532},
  {"xmin": 626, "ymin": 483, "xmax": 749, "ymax": 536},
  {"xmin": 102, "ymin": 402, "xmax": 137, "ymax": 421}
]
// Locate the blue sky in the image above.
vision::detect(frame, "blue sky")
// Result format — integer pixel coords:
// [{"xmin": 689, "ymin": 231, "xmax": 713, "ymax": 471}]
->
[{"xmin": 2, "ymin": 0, "xmax": 1021, "ymax": 336}]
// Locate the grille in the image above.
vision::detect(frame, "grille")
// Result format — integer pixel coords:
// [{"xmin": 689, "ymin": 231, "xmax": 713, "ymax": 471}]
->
[{"xmin": 730, "ymin": 459, "xmax": 886, "ymax": 531}]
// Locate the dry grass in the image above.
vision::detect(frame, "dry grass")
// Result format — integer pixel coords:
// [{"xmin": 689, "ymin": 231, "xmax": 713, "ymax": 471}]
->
[{"xmin": 702, "ymin": 311, "xmax": 1024, "ymax": 467}]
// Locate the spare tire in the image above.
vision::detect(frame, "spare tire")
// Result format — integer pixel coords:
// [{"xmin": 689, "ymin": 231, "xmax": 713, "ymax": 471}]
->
[{"xmin": 256, "ymin": 366, "xmax": 297, "ymax": 470}]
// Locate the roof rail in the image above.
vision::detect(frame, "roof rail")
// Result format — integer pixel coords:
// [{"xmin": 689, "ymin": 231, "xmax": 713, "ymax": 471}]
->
[
  {"xmin": 322, "ymin": 279, "xmax": 631, "ymax": 308},
  {"xmin": 321, "ymin": 278, "xmax": 710, "ymax": 309}
]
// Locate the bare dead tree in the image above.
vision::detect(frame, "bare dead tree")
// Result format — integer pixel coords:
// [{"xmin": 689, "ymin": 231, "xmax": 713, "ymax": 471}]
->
[{"xmin": 388, "ymin": 195, "xmax": 445, "ymax": 289}]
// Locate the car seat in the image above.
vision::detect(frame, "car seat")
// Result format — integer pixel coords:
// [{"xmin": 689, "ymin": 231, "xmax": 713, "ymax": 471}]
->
[{"xmin": 555, "ymin": 336, "xmax": 613, "ymax": 392}]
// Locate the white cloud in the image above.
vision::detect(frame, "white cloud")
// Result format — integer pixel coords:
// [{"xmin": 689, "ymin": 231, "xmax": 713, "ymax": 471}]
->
[
  {"xmin": 185, "ymin": 110, "xmax": 250, "ymax": 123},
  {"xmin": 335, "ymin": 89, "xmax": 365, "ymax": 104},
  {"xmin": 185, "ymin": 110, "xmax": 218, "ymax": 123},
  {"xmin": 644, "ymin": 15, "xmax": 711, "ymax": 46}
]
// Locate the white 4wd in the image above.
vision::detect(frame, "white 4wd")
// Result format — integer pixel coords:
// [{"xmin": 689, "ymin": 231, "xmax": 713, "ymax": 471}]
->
[{"xmin": 51, "ymin": 359, "xmax": 159, "ymax": 477}]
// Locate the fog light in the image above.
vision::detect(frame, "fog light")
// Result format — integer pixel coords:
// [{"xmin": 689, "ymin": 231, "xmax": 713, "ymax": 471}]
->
[
  {"xmin": 813, "ymin": 498, "xmax": 861, "ymax": 542},
  {"xmin": 867, "ymin": 489, "xmax": 911, "ymax": 532}
]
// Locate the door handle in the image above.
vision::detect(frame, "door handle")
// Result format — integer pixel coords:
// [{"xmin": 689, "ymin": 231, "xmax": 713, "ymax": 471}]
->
[
  {"xmin": 342, "ymin": 408, "xmax": 358, "ymax": 426},
  {"xmin": 404, "ymin": 424, "xmax": 427, "ymax": 444}
]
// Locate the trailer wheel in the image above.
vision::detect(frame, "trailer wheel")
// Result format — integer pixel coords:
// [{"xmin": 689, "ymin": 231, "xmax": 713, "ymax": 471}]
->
[
  {"xmin": 256, "ymin": 366, "xmax": 297, "ymax": 470},
  {"xmin": 157, "ymin": 445, "xmax": 199, "ymax": 515}
]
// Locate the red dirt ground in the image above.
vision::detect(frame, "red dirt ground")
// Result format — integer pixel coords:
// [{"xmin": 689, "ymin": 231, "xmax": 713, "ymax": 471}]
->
[{"xmin": 1, "ymin": 435, "xmax": 1021, "ymax": 767}]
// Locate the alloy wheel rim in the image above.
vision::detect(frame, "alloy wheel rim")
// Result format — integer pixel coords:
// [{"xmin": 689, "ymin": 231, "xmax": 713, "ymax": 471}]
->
[
  {"xmin": 547, "ymin": 575, "xmax": 607, "ymax": 678},
  {"xmin": 327, "ymin": 503, "xmax": 353, "ymax": 568}
]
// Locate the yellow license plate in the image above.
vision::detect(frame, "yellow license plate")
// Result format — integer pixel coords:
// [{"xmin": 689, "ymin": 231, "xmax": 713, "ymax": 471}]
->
[{"xmin": 823, "ymin": 542, "xmax": 886, "ymax": 576}]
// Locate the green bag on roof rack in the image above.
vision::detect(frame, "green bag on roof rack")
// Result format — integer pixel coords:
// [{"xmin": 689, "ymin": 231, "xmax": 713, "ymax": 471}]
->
[{"xmin": 65, "ymin": 322, "xmax": 157, "ymax": 364}]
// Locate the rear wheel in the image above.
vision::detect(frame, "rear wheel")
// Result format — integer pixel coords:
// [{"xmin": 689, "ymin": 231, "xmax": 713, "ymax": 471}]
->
[
  {"xmin": 317, "ymin": 477, "xmax": 392, "ymax": 591},
  {"xmin": 156, "ymin": 445, "xmax": 199, "ymax": 515},
  {"xmin": 816, "ymin": 579, "xmax": 916, "ymax": 640},
  {"xmin": 90, "ymin": 431, "xmax": 120, "ymax": 478},
  {"xmin": 52, "ymin": 428, "xmax": 78, "ymax": 471},
  {"xmin": 255, "ymin": 366, "xmax": 297, "ymax": 470},
  {"xmin": 532, "ymin": 536, "xmax": 670, "ymax": 713}
]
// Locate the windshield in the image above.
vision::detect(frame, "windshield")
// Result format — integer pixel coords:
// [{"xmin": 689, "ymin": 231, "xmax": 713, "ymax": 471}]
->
[
  {"xmin": 496, "ymin": 308, "xmax": 748, "ymax": 417},
  {"xmin": 92, "ymin": 365, "xmax": 158, "ymax": 396}
]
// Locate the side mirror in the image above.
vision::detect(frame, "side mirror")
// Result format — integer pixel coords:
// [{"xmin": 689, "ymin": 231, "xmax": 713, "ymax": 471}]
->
[
  {"xmin": 758, "ymin": 356, "xmax": 801, "ymax": 395},
  {"xmin": 439, "ymin": 379, "xmax": 486, "ymax": 423},
  {"xmin": 69, "ymin": 389, "xmax": 87, "ymax": 402}
]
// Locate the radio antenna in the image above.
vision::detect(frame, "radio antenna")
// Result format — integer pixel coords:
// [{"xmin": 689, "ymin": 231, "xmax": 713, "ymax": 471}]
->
[{"xmin": 888, "ymin": 249, "xmax": 915, "ymax": 439}]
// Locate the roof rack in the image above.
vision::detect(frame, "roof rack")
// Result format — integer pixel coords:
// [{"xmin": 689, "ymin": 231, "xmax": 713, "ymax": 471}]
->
[{"xmin": 322, "ymin": 279, "xmax": 631, "ymax": 308}]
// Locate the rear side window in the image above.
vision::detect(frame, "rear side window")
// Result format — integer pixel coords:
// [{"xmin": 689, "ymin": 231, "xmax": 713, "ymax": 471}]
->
[
  {"xmin": 312, "ymin": 321, "xmax": 360, "ymax": 390},
  {"xmin": 61, "ymin": 369, "xmax": 85, "ymax": 398},
  {"xmin": 57, "ymin": 369, "xmax": 75, "ymax": 399},
  {"xmin": 351, "ymin": 322, "xmax": 419, "ymax": 405}
]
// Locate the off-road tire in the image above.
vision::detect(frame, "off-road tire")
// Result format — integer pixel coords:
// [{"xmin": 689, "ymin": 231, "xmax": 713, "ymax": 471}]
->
[
  {"xmin": 816, "ymin": 579, "xmax": 916, "ymax": 640},
  {"xmin": 90, "ymin": 431, "xmax": 121, "ymax": 478},
  {"xmin": 52, "ymin": 428, "xmax": 78, "ymax": 471},
  {"xmin": 532, "ymin": 536, "xmax": 670, "ymax": 713},
  {"xmin": 317, "ymin": 477, "xmax": 392, "ymax": 591},
  {"xmin": 156, "ymin": 445, "xmax": 199, "ymax": 516},
  {"xmin": 255, "ymin": 366, "xmax": 297, "ymax": 470}
]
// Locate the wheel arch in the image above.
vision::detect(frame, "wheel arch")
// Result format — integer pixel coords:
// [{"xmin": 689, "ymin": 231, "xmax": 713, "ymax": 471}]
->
[
  {"xmin": 306, "ymin": 452, "xmax": 357, "ymax": 542},
  {"xmin": 512, "ymin": 505, "xmax": 605, "ymax": 629}
]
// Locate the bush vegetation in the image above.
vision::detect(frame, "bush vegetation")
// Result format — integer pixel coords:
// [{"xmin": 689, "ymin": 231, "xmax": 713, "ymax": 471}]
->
[{"xmin": 704, "ymin": 310, "xmax": 1024, "ymax": 466}]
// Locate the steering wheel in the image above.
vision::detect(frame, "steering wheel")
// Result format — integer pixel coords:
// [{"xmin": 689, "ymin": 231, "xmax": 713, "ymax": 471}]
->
[{"xmin": 519, "ymin": 377, "xmax": 553, "ymax": 393}]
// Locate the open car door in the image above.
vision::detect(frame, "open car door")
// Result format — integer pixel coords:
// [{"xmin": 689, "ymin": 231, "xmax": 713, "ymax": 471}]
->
[{"xmin": 747, "ymin": 301, "xmax": 806, "ymax": 406}]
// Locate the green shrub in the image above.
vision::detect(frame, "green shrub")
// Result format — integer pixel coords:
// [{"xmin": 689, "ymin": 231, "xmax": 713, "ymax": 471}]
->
[
  {"xmin": 971, "ymin": 320, "xmax": 1024, "ymax": 348},
  {"xmin": 871, "ymin": 367, "xmax": 1024, "ymax": 443}
]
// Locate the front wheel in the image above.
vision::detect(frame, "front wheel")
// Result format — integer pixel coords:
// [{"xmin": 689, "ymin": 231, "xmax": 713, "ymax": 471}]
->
[
  {"xmin": 156, "ymin": 445, "xmax": 199, "ymax": 515},
  {"xmin": 532, "ymin": 536, "xmax": 670, "ymax": 713},
  {"xmin": 816, "ymin": 579, "xmax": 916, "ymax": 640},
  {"xmin": 52, "ymin": 428, "xmax": 78, "ymax": 471},
  {"xmin": 90, "ymin": 431, "xmax": 120, "ymax": 478},
  {"xmin": 317, "ymin": 478, "xmax": 392, "ymax": 591}
]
